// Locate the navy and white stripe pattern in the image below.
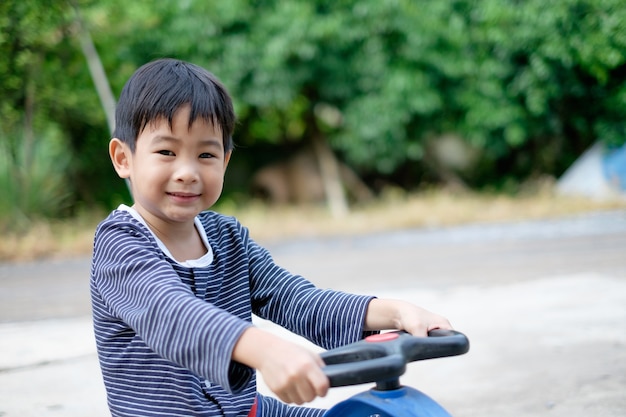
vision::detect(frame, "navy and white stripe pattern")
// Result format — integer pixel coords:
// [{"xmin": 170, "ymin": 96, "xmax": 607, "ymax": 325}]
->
[{"xmin": 91, "ymin": 209, "xmax": 375, "ymax": 416}]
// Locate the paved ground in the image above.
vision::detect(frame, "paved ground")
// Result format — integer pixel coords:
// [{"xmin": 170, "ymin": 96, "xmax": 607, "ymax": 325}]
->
[{"xmin": 1, "ymin": 210, "xmax": 625, "ymax": 416}]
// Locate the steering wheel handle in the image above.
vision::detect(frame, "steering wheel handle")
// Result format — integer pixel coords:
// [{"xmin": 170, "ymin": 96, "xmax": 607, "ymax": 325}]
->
[{"xmin": 321, "ymin": 329, "xmax": 469, "ymax": 387}]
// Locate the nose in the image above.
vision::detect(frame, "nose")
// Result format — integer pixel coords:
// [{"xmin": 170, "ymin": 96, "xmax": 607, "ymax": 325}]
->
[{"xmin": 173, "ymin": 160, "xmax": 200, "ymax": 184}]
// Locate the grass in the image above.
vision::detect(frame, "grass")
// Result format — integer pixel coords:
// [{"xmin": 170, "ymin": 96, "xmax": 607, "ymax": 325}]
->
[
  {"xmin": 229, "ymin": 187, "xmax": 626, "ymax": 242},
  {"xmin": 1, "ymin": 186, "xmax": 624, "ymax": 263}
]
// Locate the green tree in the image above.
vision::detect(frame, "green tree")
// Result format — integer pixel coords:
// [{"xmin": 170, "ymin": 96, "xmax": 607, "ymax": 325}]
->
[
  {"xmin": 2, "ymin": 0, "xmax": 626, "ymax": 226},
  {"xmin": 456, "ymin": 0, "xmax": 626, "ymax": 184},
  {"xmin": 105, "ymin": 0, "xmax": 625, "ymax": 190},
  {"xmin": 0, "ymin": 0, "xmax": 75, "ymax": 226}
]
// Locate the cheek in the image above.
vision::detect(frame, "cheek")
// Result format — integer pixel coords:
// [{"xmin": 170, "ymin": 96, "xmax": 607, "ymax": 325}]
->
[
  {"xmin": 205, "ymin": 168, "xmax": 226, "ymax": 184},
  {"xmin": 133, "ymin": 159, "xmax": 168, "ymax": 183},
  {"xmin": 200, "ymin": 169, "xmax": 225, "ymax": 193}
]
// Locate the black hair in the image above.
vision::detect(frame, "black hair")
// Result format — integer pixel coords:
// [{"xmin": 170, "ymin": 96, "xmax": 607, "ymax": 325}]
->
[{"xmin": 113, "ymin": 58, "xmax": 235, "ymax": 152}]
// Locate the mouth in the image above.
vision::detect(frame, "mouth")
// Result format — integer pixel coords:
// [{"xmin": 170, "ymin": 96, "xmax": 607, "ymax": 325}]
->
[{"xmin": 167, "ymin": 191, "xmax": 201, "ymax": 200}]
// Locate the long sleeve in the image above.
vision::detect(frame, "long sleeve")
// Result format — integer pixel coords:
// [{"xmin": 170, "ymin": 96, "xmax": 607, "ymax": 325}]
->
[
  {"xmin": 91, "ymin": 209, "xmax": 375, "ymax": 416},
  {"xmin": 242, "ymin": 229, "xmax": 376, "ymax": 350},
  {"xmin": 91, "ymin": 215, "xmax": 253, "ymax": 393}
]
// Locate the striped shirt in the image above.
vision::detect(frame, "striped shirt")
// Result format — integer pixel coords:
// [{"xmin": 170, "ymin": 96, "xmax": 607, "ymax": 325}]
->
[{"xmin": 91, "ymin": 207, "xmax": 375, "ymax": 416}]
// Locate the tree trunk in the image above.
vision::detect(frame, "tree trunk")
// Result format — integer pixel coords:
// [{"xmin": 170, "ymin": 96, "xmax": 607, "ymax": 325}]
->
[
  {"xmin": 70, "ymin": 1, "xmax": 131, "ymax": 194},
  {"xmin": 311, "ymin": 132, "xmax": 349, "ymax": 218},
  {"xmin": 70, "ymin": 0, "xmax": 116, "ymax": 136}
]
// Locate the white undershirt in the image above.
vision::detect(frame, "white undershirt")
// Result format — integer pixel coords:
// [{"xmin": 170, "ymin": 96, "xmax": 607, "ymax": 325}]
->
[{"xmin": 118, "ymin": 204, "xmax": 214, "ymax": 267}]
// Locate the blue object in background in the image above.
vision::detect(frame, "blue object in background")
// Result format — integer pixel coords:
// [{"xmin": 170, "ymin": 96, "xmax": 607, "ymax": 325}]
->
[{"xmin": 602, "ymin": 144, "xmax": 626, "ymax": 191}]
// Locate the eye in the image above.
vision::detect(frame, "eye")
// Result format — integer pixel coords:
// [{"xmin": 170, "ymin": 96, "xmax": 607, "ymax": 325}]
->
[
  {"xmin": 158, "ymin": 150, "xmax": 175, "ymax": 156},
  {"xmin": 199, "ymin": 152, "xmax": 215, "ymax": 159}
]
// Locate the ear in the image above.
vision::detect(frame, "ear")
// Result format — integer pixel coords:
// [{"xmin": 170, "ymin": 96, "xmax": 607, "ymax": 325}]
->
[
  {"xmin": 223, "ymin": 150, "xmax": 232, "ymax": 173},
  {"xmin": 109, "ymin": 138, "xmax": 132, "ymax": 179}
]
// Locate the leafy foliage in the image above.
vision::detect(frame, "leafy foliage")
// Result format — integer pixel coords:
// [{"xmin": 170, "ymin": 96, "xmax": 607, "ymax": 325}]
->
[{"xmin": 0, "ymin": 0, "xmax": 625, "ymax": 225}]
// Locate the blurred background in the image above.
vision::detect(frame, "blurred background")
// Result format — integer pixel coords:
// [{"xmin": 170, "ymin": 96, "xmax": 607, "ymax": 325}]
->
[
  {"xmin": 2, "ymin": 0, "xmax": 626, "ymax": 260},
  {"xmin": 2, "ymin": 3, "xmax": 626, "ymax": 416}
]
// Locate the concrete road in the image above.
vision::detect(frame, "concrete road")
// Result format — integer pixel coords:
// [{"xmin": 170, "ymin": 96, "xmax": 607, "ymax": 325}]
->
[{"xmin": 1, "ymin": 210, "xmax": 625, "ymax": 416}]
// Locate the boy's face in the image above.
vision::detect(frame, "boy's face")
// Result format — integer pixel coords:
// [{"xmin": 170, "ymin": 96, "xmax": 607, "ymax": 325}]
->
[{"xmin": 109, "ymin": 105, "xmax": 231, "ymax": 231}]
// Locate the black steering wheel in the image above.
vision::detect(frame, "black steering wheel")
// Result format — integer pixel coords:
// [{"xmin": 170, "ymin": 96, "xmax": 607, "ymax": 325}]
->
[{"xmin": 321, "ymin": 329, "xmax": 469, "ymax": 389}]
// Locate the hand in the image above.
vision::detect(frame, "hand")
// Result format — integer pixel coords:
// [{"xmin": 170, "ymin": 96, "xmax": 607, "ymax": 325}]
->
[
  {"xmin": 364, "ymin": 298, "xmax": 453, "ymax": 337},
  {"xmin": 257, "ymin": 338, "xmax": 329, "ymax": 404},
  {"xmin": 233, "ymin": 328, "xmax": 329, "ymax": 404}
]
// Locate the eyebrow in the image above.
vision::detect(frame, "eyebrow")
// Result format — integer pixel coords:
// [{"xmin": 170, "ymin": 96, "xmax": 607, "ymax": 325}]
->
[{"xmin": 152, "ymin": 135, "xmax": 223, "ymax": 149}]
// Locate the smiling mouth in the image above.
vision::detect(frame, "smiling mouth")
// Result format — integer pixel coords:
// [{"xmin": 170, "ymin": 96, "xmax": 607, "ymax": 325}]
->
[{"xmin": 167, "ymin": 192, "xmax": 201, "ymax": 199}]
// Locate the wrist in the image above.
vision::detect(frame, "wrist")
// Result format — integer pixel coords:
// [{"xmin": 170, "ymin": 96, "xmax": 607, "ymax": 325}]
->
[
  {"xmin": 232, "ymin": 327, "xmax": 274, "ymax": 369},
  {"xmin": 364, "ymin": 298, "xmax": 404, "ymax": 331}
]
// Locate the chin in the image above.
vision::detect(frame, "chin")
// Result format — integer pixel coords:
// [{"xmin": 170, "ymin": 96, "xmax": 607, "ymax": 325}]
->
[{"xmin": 166, "ymin": 210, "xmax": 201, "ymax": 223}]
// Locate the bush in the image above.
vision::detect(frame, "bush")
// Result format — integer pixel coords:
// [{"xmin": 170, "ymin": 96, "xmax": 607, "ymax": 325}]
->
[{"xmin": 0, "ymin": 126, "xmax": 71, "ymax": 231}]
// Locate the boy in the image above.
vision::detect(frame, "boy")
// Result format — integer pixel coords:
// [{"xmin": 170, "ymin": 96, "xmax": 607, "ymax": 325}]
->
[{"xmin": 91, "ymin": 58, "xmax": 452, "ymax": 416}]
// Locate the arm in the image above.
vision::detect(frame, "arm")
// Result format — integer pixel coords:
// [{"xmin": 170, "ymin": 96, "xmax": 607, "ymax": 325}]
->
[
  {"xmin": 245, "ymin": 237, "xmax": 375, "ymax": 349},
  {"xmin": 364, "ymin": 298, "xmax": 453, "ymax": 336},
  {"xmin": 230, "ymin": 298, "xmax": 453, "ymax": 404}
]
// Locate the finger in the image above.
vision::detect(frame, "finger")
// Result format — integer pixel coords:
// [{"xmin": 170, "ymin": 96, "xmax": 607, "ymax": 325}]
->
[
  {"xmin": 428, "ymin": 318, "xmax": 453, "ymax": 331},
  {"xmin": 275, "ymin": 388, "xmax": 292, "ymax": 405},
  {"xmin": 312, "ymin": 373, "xmax": 329, "ymax": 398},
  {"xmin": 405, "ymin": 322, "xmax": 429, "ymax": 337},
  {"xmin": 294, "ymin": 382, "xmax": 316, "ymax": 405},
  {"xmin": 313, "ymin": 353, "xmax": 326, "ymax": 368},
  {"xmin": 311, "ymin": 355, "xmax": 330, "ymax": 397}
]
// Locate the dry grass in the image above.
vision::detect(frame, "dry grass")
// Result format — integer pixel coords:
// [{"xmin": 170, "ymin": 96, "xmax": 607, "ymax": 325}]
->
[
  {"xmin": 228, "ymin": 188, "xmax": 626, "ymax": 242},
  {"xmin": 1, "ymin": 187, "xmax": 624, "ymax": 263},
  {"xmin": 0, "ymin": 211, "xmax": 105, "ymax": 263}
]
